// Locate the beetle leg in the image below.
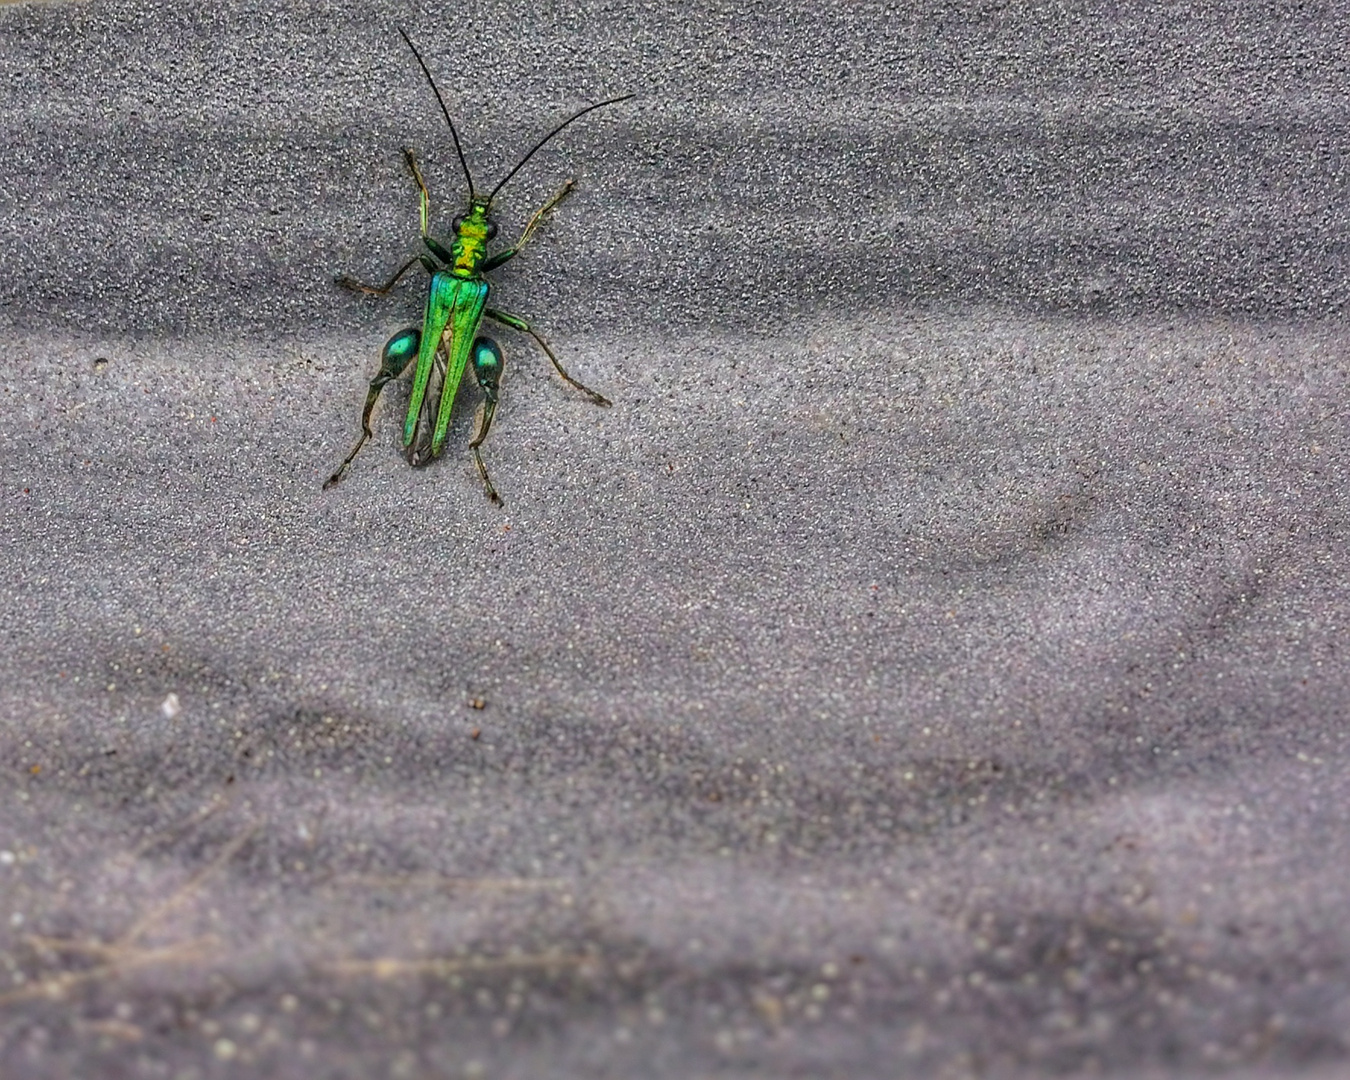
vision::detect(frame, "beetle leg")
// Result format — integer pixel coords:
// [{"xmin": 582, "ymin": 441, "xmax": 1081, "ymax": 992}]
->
[
  {"xmin": 480, "ymin": 179, "xmax": 576, "ymax": 273},
  {"xmin": 335, "ymin": 255, "xmax": 435, "ymax": 296},
  {"xmin": 483, "ymin": 307, "xmax": 610, "ymax": 407},
  {"xmin": 334, "ymin": 149, "xmax": 441, "ymax": 293},
  {"xmin": 402, "ymin": 148, "xmax": 432, "ymax": 238},
  {"xmin": 324, "ymin": 327, "xmax": 421, "ymax": 488},
  {"xmin": 469, "ymin": 337, "xmax": 505, "ymax": 505}
]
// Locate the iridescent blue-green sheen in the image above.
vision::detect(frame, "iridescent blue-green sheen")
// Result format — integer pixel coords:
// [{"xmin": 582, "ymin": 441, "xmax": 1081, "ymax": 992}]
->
[
  {"xmin": 382, "ymin": 327, "xmax": 421, "ymax": 369},
  {"xmin": 471, "ymin": 338, "xmax": 503, "ymax": 384}
]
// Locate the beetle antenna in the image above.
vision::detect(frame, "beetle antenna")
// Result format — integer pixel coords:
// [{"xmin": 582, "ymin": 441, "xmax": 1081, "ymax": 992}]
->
[
  {"xmin": 488, "ymin": 94, "xmax": 634, "ymax": 203},
  {"xmin": 398, "ymin": 27, "xmax": 476, "ymax": 200}
]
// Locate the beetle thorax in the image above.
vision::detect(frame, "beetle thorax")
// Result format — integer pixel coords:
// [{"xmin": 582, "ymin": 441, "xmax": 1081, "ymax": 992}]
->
[{"xmin": 452, "ymin": 200, "xmax": 495, "ymax": 275}]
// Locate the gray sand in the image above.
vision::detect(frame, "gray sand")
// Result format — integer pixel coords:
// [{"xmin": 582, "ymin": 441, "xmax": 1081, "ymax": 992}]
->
[{"xmin": 1, "ymin": 2, "xmax": 1348, "ymax": 1077}]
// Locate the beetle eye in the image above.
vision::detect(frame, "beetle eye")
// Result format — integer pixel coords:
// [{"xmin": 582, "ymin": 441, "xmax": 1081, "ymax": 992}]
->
[
  {"xmin": 451, "ymin": 215, "xmax": 464, "ymax": 231},
  {"xmin": 485, "ymin": 221, "xmax": 498, "ymax": 240}
]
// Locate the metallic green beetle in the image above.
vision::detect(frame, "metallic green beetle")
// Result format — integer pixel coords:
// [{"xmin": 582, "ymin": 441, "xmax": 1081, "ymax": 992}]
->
[{"xmin": 325, "ymin": 28, "xmax": 632, "ymax": 503}]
